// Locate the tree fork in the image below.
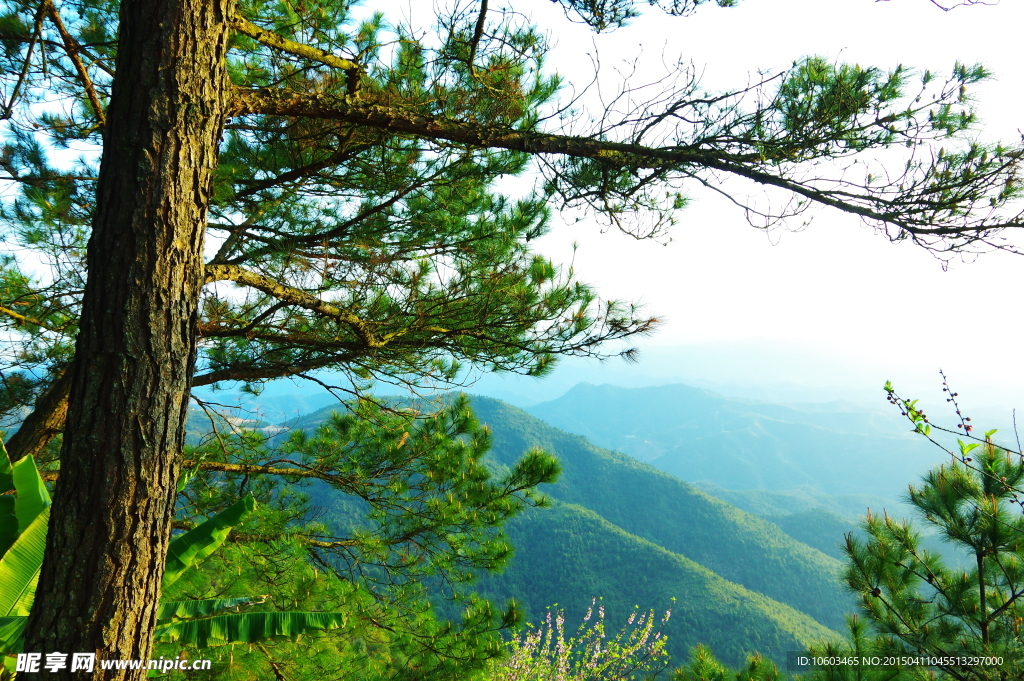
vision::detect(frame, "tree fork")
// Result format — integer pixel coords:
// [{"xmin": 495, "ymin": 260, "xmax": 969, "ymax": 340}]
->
[{"xmin": 21, "ymin": 0, "xmax": 232, "ymax": 676}]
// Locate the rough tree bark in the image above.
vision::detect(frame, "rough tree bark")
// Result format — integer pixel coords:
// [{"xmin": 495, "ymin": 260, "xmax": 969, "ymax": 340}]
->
[{"xmin": 21, "ymin": 0, "xmax": 232, "ymax": 677}]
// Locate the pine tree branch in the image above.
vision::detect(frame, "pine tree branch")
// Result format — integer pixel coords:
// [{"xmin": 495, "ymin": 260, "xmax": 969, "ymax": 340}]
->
[
  {"xmin": 0, "ymin": 304, "xmax": 62, "ymax": 331},
  {"xmin": 217, "ymin": 162, "xmax": 451, "ymax": 266},
  {"xmin": 8, "ymin": 356, "xmax": 346, "ymax": 457},
  {"xmin": 256, "ymin": 643, "xmax": 292, "ymax": 681},
  {"xmin": 44, "ymin": 0, "xmax": 105, "ymax": 127},
  {"xmin": 0, "ymin": 32, "xmax": 114, "ymax": 76},
  {"xmin": 230, "ymin": 87, "xmax": 717, "ymax": 167},
  {"xmin": 190, "ymin": 357, "xmax": 344, "ymax": 386},
  {"xmin": 0, "ymin": 1, "xmax": 46, "ymax": 121},
  {"xmin": 230, "ymin": 13, "xmax": 359, "ymax": 74},
  {"xmin": 170, "ymin": 519, "xmax": 358, "ymax": 548},
  {"xmin": 204, "ymin": 264, "xmax": 381, "ymax": 347},
  {"xmin": 230, "ymin": 148, "xmax": 354, "ymax": 201},
  {"xmin": 467, "ymin": 0, "xmax": 488, "ymax": 79},
  {"xmin": 4, "ymin": 368, "xmax": 72, "ymax": 462},
  {"xmin": 229, "ymin": 87, "xmax": 1024, "ymax": 239}
]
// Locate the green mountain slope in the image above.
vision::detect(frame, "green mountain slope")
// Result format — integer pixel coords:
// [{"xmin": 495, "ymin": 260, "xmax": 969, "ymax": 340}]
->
[
  {"xmin": 472, "ymin": 502, "xmax": 838, "ymax": 665},
  {"xmin": 281, "ymin": 395, "xmax": 852, "ymax": 665},
  {"xmin": 692, "ymin": 482, "xmax": 896, "ymax": 519},
  {"xmin": 467, "ymin": 397, "xmax": 850, "ymax": 631},
  {"xmin": 762, "ymin": 509, "xmax": 860, "ymax": 561},
  {"xmin": 526, "ymin": 383, "xmax": 941, "ymax": 498}
]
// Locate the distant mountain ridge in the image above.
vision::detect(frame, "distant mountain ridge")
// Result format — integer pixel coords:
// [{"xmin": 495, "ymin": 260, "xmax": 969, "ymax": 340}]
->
[{"xmin": 526, "ymin": 383, "xmax": 943, "ymax": 499}]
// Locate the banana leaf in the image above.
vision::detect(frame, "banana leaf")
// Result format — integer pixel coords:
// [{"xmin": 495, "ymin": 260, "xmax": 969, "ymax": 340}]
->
[
  {"xmin": 162, "ymin": 495, "xmax": 256, "ymax": 590},
  {"xmin": 0, "ymin": 615, "xmax": 26, "ymax": 655},
  {"xmin": 0, "ymin": 497, "xmax": 16, "ymax": 561},
  {"xmin": 153, "ymin": 611, "xmax": 348, "ymax": 648},
  {"xmin": 0, "ymin": 508, "xmax": 47, "ymax": 617},
  {"xmin": 157, "ymin": 595, "xmax": 268, "ymax": 620},
  {"xmin": 11, "ymin": 457, "xmax": 49, "ymax": 534},
  {"xmin": 0, "ymin": 443, "xmax": 12, "ymax": 494}
]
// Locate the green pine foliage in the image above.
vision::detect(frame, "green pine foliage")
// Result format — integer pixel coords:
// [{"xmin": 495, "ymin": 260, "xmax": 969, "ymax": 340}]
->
[
  {"xmin": 3, "ymin": 0, "xmax": 1024, "ymax": 671},
  {"xmin": 842, "ymin": 440, "xmax": 1024, "ymax": 681},
  {"xmin": 0, "ymin": 0, "xmax": 661, "ymax": 439},
  {"xmin": 803, "ymin": 615, "xmax": 930, "ymax": 681},
  {"xmin": 158, "ymin": 395, "xmax": 559, "ymax": 680},
  {"xmin": 673, "ymin": 644, "xmax": 781, "ymax": 681},
  {"xmin": 154, "ymin": 539, "xmax": 515, "ymax": 681},
  {"xmin": 800, "ymin": 383, "xmax": 1024, "ymax": 681}
]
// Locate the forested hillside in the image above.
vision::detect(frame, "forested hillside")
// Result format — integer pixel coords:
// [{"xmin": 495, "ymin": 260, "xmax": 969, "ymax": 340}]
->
[
  {"xmin": 282, "ymin": 395, "xmax": 854, "ymax": 665},
  {"xmin": 761, "ymin": 510, "xmax": 860, "ymax": 561},
  {"xmin": 471, "ymin": 502, "xmax": 838, "ymax": 665},
  {"xmin": 470, "ymin": 397, "xmax": 850, "ymax": 629}
]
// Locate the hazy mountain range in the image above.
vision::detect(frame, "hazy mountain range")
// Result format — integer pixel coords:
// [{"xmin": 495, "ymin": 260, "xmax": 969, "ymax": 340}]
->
[
  {"xmin": 273, "ymin": 393, "xmax": 868, "ymax": 665},
  {"xmin": 183, "ymin": 379, "xmax": 978, "ymax": 666},
  {"xmin": 525, "ymin": 382, "xmax": 947, "ymax": 500}
]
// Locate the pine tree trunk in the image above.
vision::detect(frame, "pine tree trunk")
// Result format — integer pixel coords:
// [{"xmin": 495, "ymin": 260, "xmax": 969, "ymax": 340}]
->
[{"xmin": 21, "ymin": 0, "xmax": 230, "ymax": 677}]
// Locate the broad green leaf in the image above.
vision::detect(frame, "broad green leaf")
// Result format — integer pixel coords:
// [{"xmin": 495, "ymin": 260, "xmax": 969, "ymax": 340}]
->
[
  {"xmin": 959, "ymin": 441, "xmax": 980, "ymax": 456},
  {"xmin": 0, "ymin": 497, "xmax": 17, "ymax": 560},
  {"xmin": 176, "ymin": 464, "xmax": 200, "ymax": 493},
  {"xmin": 0, "ymin": 508, "xmax": 47, "ymax": 617},
  {"xmin": 153, "ymin": 611, "xmax": 348, "ymax": 648},
  {"xmin": 10, "ymin": 572, "xmax": 37, "ymax": 617},
  {"xmin": 0, "ymin": 615, "xmax": 26, "ymax": 655},
  {"xmin": 12, "ymin": 457, "xmax": 49, "ymax": 533},
  {"xmin": 157, "ymin": 595, "xmax": 268, "ymax": 620},
  {"xmin": 162, "ymin": 495, "xmax": 256, "ymax": 590},
  {"xmin": 0, "ymin": 443, "xmax": 12, "ymax": 495}
]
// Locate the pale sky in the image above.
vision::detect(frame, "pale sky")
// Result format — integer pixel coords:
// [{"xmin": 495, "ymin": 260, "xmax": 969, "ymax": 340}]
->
[{"xmin": 490, "ymin": 0, "xmax": 1024, "ymax": 407}]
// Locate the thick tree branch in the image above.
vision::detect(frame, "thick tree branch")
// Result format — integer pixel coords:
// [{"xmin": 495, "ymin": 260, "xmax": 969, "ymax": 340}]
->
[
  {"xmin": 232, "ymin": 87, "xmax": 1024, "ymax": 241},
  {"xmin": 230, "ymin": 13, "xmax": 359, "ymax": 74},
  {"xmin": 467, "ymin": 0, "xmax": 488, "ymax": 79},
  {"xmin": 191, "ymin": 357, "xmax": 344, "ymax": 386},
  {"xmin": 45, "ymin": 0, "xmax": 105, "ymax": 127},
  {"xmin": 230, "ymin": 88, "xmax": 1024, "ymax": 240},
  {"xmin": 230, "ymin": 88, "xmax": 715, "ymax": 166},
  {"xmin": 184, "ymin": 459, "xmax": 324, "ymax": 479},
  {"xmin": 5, "ymin": 368, "xmax": 72, "ymax": 462},
  {"xmin": 205, "ymin": 263, "xmax": 381, "ymax": 346}
]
